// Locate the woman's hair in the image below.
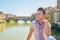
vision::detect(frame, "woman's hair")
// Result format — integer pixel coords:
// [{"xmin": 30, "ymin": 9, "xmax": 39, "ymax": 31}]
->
[{"xmin": 37, "ymin": 7, "xmax": 46, "ymax": 15}]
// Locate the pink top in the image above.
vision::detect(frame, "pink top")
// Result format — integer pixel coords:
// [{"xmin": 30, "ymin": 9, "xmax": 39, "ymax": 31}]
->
[{"xmin": 30, "ymin": 20, "xmax": 51, "ymax": 40}]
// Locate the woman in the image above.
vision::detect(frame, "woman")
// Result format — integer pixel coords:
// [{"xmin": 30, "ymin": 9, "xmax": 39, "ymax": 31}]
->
[{"xmin": 26, "ymin": 7, "xmax": 51, "ymax": 40}]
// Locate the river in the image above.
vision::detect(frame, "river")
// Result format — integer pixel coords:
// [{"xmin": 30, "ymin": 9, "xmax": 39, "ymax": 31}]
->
[{"xmin": 0, "ymin": 20, "xmax": 34, "ymax": 40}]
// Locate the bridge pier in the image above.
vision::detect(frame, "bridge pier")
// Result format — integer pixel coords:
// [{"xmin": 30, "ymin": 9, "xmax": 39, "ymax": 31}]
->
[
  {"xmin": 30, "ymin": 20, "xmax": 32, "ymax": 22},
  {"xmin": 25, "ymin": 21, "xmax": 27, "ymax": 23},
  {"xmin": 15, "ymin": 20, "xmax": 18, "ymax": 22},
  {"xmin": 6, "ymin": 20, "xmax": 10, "ymax": 22}
]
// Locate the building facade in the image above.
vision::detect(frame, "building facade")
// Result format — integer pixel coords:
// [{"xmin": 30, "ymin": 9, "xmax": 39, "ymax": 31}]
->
[{"xmin": 57, "ymin": 0, "xmax": 60, "ymax": 9}]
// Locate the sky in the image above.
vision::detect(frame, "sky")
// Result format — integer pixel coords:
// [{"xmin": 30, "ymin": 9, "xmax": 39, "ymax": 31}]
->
[{"xmin": 0, "ymin": 0, "xmax": 57, "ymax": 16}]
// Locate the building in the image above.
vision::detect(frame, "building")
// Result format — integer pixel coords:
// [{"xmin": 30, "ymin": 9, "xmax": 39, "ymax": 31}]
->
[
  {"xmin": 46, "ymin": 7, "xmax": 55, "ymax": 23},
  {"xmin": 0, "ymin": 12, "xmax": 4, "ymax": 19},
  {"xmin": 0, "ymin": 12, "xmax": 4, "ymax": 22},
  {"xmin": 54, "ymin": 0, "xmax": 60, "ymax": 24},
  {"xmin": 46, "ymin": 0, "xmax": 60, "ymax": 25},
  {"xmin": 57, "ymin": 0, "xmax": 60, "ymax": 9}
]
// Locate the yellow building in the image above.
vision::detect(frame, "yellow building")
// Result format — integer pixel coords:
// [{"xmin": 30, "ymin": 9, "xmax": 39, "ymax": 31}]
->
[
  {"xmin": 46, "ymin": 7, "xmax": 55, "ymax": 23},
  {"xmin": 0, "ymin": 12, "xmax": 3, "ymax": 19},
  {"xmin": 0, "ymin": 12, "xmax": 4, "ymax": 22}
]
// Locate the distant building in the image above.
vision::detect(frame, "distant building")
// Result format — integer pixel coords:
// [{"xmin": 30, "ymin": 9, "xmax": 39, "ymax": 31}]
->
[
  {"xmin": 0, "ymin": 12, "xmax": 4, "ymax": 22},
  {"xmin": 57, "ymin": 0, "xmax": 60, "ymax": 9},
  {"xmin": 54, "ymin": 0, "xmax": 60, "ymax": 24},
  {"xmin": 0, "ymin": 12, "xmax": 4, "ymax": 20},
  {"xmin": 46, "ymin": 7, "xmax": 55, "ymax": 23},
  {"xmin": 46, "ymin": 0, "xmax": 60, "ymax": 25}
]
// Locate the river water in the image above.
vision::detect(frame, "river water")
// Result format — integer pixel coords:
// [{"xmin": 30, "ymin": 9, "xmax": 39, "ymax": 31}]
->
[{"xmin": 0, "ymin": 20, "xmax": 34, "ymax": 40}]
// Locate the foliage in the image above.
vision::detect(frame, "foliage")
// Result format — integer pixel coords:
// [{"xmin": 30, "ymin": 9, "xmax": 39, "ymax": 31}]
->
[{"xmin": 51, "ymin": 23, "xmax": 60, "ymax": 40}]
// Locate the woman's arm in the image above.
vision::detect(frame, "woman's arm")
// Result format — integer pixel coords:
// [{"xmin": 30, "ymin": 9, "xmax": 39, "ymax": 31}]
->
[{"xmin": 26, "ymin": 25, "xmax": 34, "ymax": 40}]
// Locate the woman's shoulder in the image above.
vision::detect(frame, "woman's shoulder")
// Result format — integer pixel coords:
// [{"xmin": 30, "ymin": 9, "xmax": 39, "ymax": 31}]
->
[{"xmin": 30, "ymin": 20, "xmax": 36, "ymax": 27}]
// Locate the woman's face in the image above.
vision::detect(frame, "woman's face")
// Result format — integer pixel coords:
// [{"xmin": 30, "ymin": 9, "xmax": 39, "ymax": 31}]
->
[{"xmin": 35, "ymin": 10, "xmax": 45, "ymax": 21}]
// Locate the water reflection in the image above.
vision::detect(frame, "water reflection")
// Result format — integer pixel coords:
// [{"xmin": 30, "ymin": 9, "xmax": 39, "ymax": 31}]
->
[
  {"xmin": 0, "ymin": 22, "xmax": 31, "ymax": 32},
  {"xmin": 0, "ymin": 22, "xmax": 19, "ymax": 32},
  {"xmin": 0, "ymin": 21, "xmax": 34, "ymax": 40},
  {"xmin": 23, "ymin": 22, "xmax": 30, "ymax": 26},
  {"xmin": 0, "ymin": 24, "xmax": 4, "ymax": 32}
]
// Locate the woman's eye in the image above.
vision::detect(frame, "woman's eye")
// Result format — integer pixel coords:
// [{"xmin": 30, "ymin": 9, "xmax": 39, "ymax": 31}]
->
[
  {"xmin": 36, "ymin": 13, "xmax": 41, "ymax": 15},
  {"xmin": 39, "ymin": 13, "xmax": 41, "ymax": 15}
]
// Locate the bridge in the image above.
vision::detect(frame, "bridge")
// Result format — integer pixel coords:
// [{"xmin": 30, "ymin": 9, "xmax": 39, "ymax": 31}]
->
[{"xmin": 4, "ymin": 16, "xmax": 35, "ymax": 22}]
